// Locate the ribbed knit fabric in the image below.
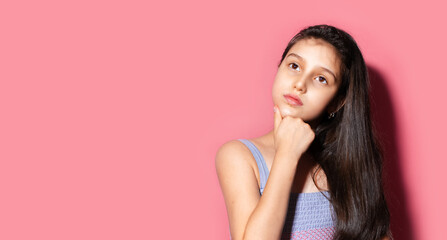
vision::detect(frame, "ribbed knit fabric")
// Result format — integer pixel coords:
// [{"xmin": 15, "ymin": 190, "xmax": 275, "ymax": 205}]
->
[{"xmin": 236, "ymin": 139, "xmax": 336, "ymax": 240}]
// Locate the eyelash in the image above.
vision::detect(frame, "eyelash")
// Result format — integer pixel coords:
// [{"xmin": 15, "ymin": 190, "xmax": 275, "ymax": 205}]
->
[{"xmin": 288, "ymin": 63, "xmax": 328, "ymax": 85}]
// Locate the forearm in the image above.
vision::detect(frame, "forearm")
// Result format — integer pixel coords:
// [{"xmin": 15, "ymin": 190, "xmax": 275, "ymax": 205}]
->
[{"xmin": 243, "ymin": 151, "xmax": 299, "ymax": 240}]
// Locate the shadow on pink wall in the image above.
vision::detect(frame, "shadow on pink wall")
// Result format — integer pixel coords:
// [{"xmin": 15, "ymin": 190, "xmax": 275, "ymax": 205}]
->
[{"xmin": 368, "ymin": 66, "xmax": 414, "ymax": 240}]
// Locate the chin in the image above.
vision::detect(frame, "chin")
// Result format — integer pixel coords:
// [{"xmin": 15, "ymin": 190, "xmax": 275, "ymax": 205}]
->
[
  {"xmin": 278, "ymin": 106, "xmax": 317, "ymax": 123},
  {"xmin": 279, "ymin": 107, "xmax": 294, "ymax": 117}
]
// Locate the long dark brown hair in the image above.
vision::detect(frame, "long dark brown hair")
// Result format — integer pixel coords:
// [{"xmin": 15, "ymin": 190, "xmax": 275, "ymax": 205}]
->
[{"xmin": 278, "ymin": 25, "xmax": 391, "ymax": 239}]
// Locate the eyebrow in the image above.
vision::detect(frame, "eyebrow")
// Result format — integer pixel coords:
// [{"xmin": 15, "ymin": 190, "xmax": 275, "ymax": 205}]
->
[{"xmin": 286, "ymin": 53, "xmax": 337, "ymax": 80}]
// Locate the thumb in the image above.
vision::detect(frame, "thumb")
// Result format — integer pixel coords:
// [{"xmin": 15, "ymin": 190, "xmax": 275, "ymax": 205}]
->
[{"xmin": 273, "ymin": 105, "xmax": 282, "ymax": 135}]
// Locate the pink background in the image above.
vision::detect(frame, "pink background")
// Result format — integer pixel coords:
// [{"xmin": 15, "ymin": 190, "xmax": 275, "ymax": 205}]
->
[{"xmin": 1, "ymin": 0, "xmax": 446, "ymax": 239}]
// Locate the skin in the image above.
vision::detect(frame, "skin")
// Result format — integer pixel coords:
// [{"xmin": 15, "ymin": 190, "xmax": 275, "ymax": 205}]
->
[
  {"xmin": 272, "ymin": 37, "xmax": 343, "ymax": 126},
  {"xmin": 215, "ymin": 38, "xmax": 345, "ymax": 240},
  {"xmin": 256, "ymin": 37, "xmax": 345, "ymax": 194}
]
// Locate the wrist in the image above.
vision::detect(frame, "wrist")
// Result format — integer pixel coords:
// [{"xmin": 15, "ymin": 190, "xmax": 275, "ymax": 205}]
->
[{"xmin": 275, "ymin": 149, "xmax": 302, "ymax": 163}]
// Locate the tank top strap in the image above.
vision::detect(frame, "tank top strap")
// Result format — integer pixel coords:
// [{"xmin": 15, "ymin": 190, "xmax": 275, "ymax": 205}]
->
[{"xmin": 237, "ymin": 139, "xmax": 270, "ymax": 195}]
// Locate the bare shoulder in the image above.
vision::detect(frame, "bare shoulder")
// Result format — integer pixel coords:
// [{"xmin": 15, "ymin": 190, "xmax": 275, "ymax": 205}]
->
[
  {"xmin": 215, "ymin": 139, "xmax": 248, "ymax": 161},
  {"xmin": 215, "ymin": 139, "xmax": 259, "ymax": 189},
  {"xmin": 215, "ymin": 139, "xmax": 262, "ymax": 240},
  {"xmin": 215, "ymin": 139, "xmax": 257, "ymax": 176}
]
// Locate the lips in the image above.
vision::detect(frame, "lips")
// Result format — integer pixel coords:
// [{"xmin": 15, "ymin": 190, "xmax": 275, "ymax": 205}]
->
[{"xmin": 284, "ymin": 94, "xmax": 303, "ymax": 106}]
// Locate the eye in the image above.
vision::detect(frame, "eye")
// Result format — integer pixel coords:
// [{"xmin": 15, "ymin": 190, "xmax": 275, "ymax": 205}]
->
[
  {"xmin": 288, "ymin": 63, "xmax": 300, "ymax": 71},
  {"xmin": 316, "ymin": 76, "xmax": 328, "ymax": 84}
]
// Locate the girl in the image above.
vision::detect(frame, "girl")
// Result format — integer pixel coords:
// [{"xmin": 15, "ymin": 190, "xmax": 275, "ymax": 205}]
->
[{"xmin": 215, "ymin": 25, "xmax": 392, "ymax": 240}]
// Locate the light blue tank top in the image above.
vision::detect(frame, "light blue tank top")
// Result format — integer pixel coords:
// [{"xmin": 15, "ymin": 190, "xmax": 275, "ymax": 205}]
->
[{"xmin": 236, "ymin": 139, "xmax": 336, "ymax": 239}]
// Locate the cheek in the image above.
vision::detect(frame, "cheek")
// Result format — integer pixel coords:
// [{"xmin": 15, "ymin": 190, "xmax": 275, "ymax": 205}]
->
[
  {"xmin": 308, "ymin": 91, "xmax": 335, "ymax": 111},
  {"xmin": 272, "ymin": 86, "xmax": 281, "ymax": 106},
  {"xmin": 271, "ymin": 77, "xmax": 283, "ymax": 98}
]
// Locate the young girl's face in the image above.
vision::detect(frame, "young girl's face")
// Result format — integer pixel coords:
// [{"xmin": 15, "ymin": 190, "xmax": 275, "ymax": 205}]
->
[{"xmin": 272, "ymin": 38, "xmax": 342, "ymax": 123}]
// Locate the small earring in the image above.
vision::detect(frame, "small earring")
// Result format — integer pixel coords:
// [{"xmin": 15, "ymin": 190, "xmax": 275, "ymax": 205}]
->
[{"xmin": 328, "ymin": 112, "xmax": 335, "ymax": 119}]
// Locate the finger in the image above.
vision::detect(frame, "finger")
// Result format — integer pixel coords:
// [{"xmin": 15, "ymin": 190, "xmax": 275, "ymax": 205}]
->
[{"xmin": 273, "ymin": 105, "xmax": 282, "ymax": 135}]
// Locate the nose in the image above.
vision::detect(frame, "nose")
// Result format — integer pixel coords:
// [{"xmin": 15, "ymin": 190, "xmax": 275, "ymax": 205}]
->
[{"xmin": 294, "ymin": 76, "xmax": 307, "ymax": 93}]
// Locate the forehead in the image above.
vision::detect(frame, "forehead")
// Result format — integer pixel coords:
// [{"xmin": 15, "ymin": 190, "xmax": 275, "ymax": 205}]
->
[{"xmin": 287, "ymin": 38, "xmax": 342, "ymax": 77}]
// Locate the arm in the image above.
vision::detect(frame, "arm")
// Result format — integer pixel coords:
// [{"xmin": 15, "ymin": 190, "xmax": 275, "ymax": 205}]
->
[{"xmin": 215, "ymin": 140, "xmax": 299, "ymax": 240}]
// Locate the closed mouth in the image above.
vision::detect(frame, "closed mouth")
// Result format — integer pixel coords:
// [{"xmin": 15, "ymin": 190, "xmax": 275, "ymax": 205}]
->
[{"xmin": 284, "ymin": 94, "xmax": 303, "ymax": 106}]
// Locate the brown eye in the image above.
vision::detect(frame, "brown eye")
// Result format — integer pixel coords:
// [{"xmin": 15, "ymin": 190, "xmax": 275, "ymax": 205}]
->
[
  {"xmin": 316, "ymin": 76, "xmax": 328, "ymax": 84},
  {"xmin": 288, "ymin": 63, "xmax": 300, "ymax": 71}
]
